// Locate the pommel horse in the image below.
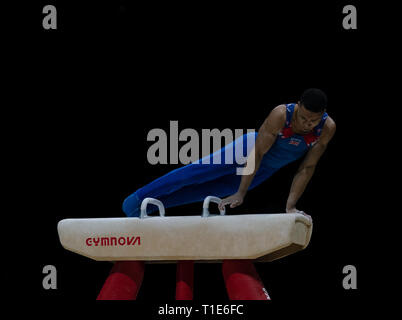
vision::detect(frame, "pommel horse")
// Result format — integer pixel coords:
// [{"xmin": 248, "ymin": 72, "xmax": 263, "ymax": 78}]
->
[{"xmin": 57, "ymin": 196, "xmax": 313, "ymax": 300}]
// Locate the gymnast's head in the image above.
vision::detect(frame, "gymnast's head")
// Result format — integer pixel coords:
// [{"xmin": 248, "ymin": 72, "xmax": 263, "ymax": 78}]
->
[{"xmin": 295, "ymin": 88, "xmax": 327, "ymax": 133}]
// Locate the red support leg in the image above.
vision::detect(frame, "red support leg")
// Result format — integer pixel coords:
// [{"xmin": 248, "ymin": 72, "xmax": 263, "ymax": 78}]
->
[
  {"xmin": 175, "ymin": 260, "xmax": 194, "ymax": 300},
  {"xmin": 222, "ymin": 260, "xmax": 270, "ymax": 300},
  {"xmin": 97, "ymin": 261, "xmax": 145, "ymax": 300}
]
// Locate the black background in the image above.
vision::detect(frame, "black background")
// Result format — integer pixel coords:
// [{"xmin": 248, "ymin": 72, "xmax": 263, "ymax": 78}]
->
[{"xmin": 7, "ymin": 0, "xmax": 391, "ymax": 316}]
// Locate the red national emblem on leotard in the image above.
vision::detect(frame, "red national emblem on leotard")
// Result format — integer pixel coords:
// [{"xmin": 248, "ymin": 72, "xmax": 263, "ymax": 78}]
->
[
  {"xmin": 280, "ymin": 127, "xmax": 294, "ymax": 139},
  {"xmin": 303, "ymin": 132, "xmax": 319, "ymax": 146}
]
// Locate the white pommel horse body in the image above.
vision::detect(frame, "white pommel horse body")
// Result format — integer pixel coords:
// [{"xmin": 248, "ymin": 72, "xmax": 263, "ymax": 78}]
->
[{"xmin": 57, "ymin": 196, "xmax": 313, "ymax": 300}]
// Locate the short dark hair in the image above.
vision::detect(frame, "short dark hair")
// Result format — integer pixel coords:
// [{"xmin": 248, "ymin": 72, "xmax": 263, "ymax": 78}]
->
[{"xmin": 300, "ymin": 88, "xmax": 327, "ymax": 113}]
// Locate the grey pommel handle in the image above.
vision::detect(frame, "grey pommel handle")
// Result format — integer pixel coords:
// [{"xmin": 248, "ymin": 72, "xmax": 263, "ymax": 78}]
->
[
  {"xmin": 202, "ymin": 196, "xmax": 226, "ymax": 217},
  {"xmin": 140, "ymin": 198, "xmax": 166, "ymax": 218}
]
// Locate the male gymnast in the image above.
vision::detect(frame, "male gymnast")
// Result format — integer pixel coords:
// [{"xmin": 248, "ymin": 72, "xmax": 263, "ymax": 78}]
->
[{"xmin": 122, "ymin": 88, "xmax": 336, "ymax": 218}]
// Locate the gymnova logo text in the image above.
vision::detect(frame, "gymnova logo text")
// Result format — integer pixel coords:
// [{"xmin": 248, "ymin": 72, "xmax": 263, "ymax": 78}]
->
[
  {"xmin": 85, "ymin": 236, "xmax": 141, "ymax": 247},
  {"xmin": 147, "ymin": 121, "xmax": 256, "ymax": 175}
]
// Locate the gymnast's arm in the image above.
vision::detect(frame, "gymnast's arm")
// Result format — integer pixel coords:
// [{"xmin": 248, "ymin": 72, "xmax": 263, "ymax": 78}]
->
[
  {"xmin": 286, "ymin": 117, "xmax": 336, "ymax": 214},
  {"xmin": 218, "ymin": 105, "xmax": 286, "ymax": 210}
]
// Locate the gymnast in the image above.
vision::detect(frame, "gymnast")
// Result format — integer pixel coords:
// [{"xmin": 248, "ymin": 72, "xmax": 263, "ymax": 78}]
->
[{"xmin": 122, "ymin": 88, "xmax": 336, "ymax": 219}]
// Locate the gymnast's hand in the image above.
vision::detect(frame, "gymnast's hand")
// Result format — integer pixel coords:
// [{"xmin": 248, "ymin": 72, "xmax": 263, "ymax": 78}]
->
[
  {"xmin": 286, "ymin": 207, "xmax": 312, "ymax": 220},
  {"xmin": 218, "ymin": 192, "xmax": 244, "ymax": 211}
]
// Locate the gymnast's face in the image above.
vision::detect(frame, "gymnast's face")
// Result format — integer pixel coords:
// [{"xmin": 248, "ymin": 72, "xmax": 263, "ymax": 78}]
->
[{"xmin": 295, "ymin": 103, "xmax": 324, "ymax": 134}]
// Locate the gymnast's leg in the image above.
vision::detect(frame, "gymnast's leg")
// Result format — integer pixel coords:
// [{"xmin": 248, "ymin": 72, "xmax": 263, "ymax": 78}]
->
[
  {"xmin": 122, "ymin": 132, "xmax": 257, "ymax": 217},
  {"xmin": 155, "ymin": 165, "xmax": 277, "ymax": 211}
]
